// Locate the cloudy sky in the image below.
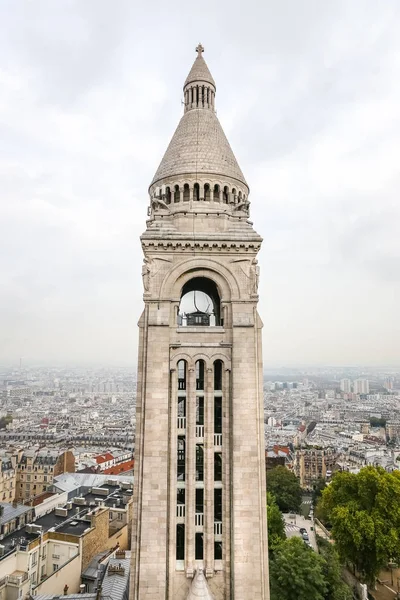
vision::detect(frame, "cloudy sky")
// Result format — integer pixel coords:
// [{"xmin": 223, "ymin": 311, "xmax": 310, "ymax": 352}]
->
[{"xmin": 1, "ymin": 0, "xmax": 399, "ymax": 367}]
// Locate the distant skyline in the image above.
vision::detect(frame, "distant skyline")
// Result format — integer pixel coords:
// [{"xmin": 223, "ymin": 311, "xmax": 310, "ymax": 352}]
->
[{"xmin": 1, "ymin": 1, "xmax": 400, "ymax": 366}]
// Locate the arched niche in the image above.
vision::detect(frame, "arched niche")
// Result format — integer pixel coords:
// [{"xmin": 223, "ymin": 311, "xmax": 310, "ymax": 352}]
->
[{"xmin": 178, "ymin": 277, "xmax": 221, "ymax": 326}]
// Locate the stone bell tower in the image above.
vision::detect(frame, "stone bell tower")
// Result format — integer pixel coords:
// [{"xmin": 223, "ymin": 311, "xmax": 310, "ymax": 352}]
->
[{"xmin": 130, "ymin": 45, "xmax": 269, "ymax": 600}]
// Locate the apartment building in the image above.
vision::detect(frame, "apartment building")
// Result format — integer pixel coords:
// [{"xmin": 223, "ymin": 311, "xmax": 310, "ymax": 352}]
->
[
  {"xmin": 294, "ymin": 448, "xmax": 339, "ymax": 488},
  {"xmin": 16, "ymin": 448, "xmax": 75, "ymax": 502},
  {"xmin": 0, "ymin": 476, "xmax": 133, "ymax": 598}
]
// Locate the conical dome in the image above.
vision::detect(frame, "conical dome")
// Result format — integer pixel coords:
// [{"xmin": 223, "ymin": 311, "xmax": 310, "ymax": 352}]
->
[
  {"xmin": 150, "ymin": 45, "xmax": 248, "ymax": 190},
  {"xmin": 151, "ymin": 109, "xmax": 247, "ymax": 187},
  {"xmin": 184, "ymin": 51, "xmax": 216, "ymax": 88}
]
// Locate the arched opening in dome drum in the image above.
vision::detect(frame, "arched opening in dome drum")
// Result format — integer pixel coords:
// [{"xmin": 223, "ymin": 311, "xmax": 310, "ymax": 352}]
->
[
  {"xmin": 178, "ymin": 277, "xmax": 221, "ymax": 327},
  {"xmin": 174, "ymin": 185, "xmax": 180, "ymax": 203},
  {"xmin": 194, "ymin": 183, "xmax": 200, "ymax": 201},
  {"xmin": 223, "ymin": 186, "xmax": 229, "ymax": 203},
  {"xmin": 183, "ymin": 184, "xmax": 190, "ymax": 202},
  {"xmin": 204, "ymin": 184, "xmax": 210, "ymax": 201},
  {"xmin": 232, "ymin": 188, "xmax": 236, "ymax": 203},
  {"xmin": 238, "ymin": 191, "xmax": 242, "ymax": 201},
  {"xmin": 165, "ymin": 187, "xmax": 171, "ymax": 204},
  {"xmin": 214, "ymin": 184, "xmax": 220, "ymax": 201}
]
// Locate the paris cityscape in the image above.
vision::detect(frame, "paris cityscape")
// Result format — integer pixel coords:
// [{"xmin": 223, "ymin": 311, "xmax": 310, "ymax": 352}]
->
[{"xmin": 0, "ymin": 361, "xmax": 399, "ymax": 597}]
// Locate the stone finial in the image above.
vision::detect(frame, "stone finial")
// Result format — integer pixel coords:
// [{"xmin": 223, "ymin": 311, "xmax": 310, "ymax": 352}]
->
[{"xmin": 196, "ymin": 43, "xmax": 204, "ymax": 55}]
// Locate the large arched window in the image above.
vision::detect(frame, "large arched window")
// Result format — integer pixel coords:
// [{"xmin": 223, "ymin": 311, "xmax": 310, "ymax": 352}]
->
[{"xmin": 178, "ymin": 277, "xmax": 221, "ymax": 326}]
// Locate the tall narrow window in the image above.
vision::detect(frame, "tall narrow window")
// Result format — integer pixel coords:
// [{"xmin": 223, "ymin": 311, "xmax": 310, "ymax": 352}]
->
[
  {"xmin": 178, "ymin": 397, "xmax": 186, "ymax": 418},
  {"xmin": 196, "ymin": 444, "xmax": 204, "ymax": 481},
  {"xmin": 214, "ymin": 452, "xmax": 222, "ymax": 481},
  {"xmin": 196, "ymin": 360, "xmax": 205, "ymax": 390},
  {"xmin": 214, "ymin": 541, "xmax": 222, "ymax": 560},
  {"xmin": 178, "ymin": 360, "xmax": 186, "ymax": 390},
  {"xmin": 196, "ymin": 397, "xmax": 204, "ymax": 426},
  {"xmin": 214, "ymin": 489, "xmax": 222, "ymax": 522},
  {"xmin": 194, "ymin": 183, "xmax": 200, "ymax": 201},
  {"xmin": 176, "ymin": 524, "xmax": 185, "ymax": 560},
  {"xmin": 214, "ymin": 360, "xmax": 222, "ymax": 391},
  {"xmin": 214, "ymin": 398, "xmax": 222, "ymax": 434},
  {"xmin": 195, "ymin": 488, "xmax": 204, "ymax": 514},
  {"xmin": 177, "ymin": 488, "xmax": 185, "ymax": 505},
  {"xmin": 195, "ymin": 532, "xmax": 204, "ymax": 560},
  {"xmin": 177, "ymin": 436, "xmax": 185, "ymax": 481}
]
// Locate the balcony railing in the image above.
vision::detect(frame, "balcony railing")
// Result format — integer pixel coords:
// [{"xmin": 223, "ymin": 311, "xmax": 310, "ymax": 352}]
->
[
  {"xmin": 195, "ymin": 513, "xmax": 204, "ymax": 527},
  {"xmin": 214, "ymin": 521, "xmax": 222, "ymax": 536},
  {"xmin": 196, "ymin": 379, "xmax": 204, "ymax": 390},
  {"xmin": 52, "ymin": 554, "xmax": 60, "ymax": 559},
  {"xmin": 178, "ymin": 379, "xmax": 186, "ymax": 390},
  {"xmin": 8, "ymin": 572, "xmax": 28, "ymax": 586},
  {"xmin": 177, "ymin": 417, "xmax": 186, "ymax": 430},
  {"xmin": 196, "ymin": 425, "xmax": 204, "ymax": 438},
  {"xmin": 214, "ymin": 434, "xmax": 222, "ymax": 447},
  {"xmin": 177, "ymin": 504, "xmax": 185, "ymax": 518}
]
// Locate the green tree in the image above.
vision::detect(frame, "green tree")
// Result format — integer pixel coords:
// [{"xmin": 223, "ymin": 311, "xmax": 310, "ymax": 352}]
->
[
  {"xmin": 318, "ymin": 538, "xmax": 353, "ymax": 600},
  {"xmin": 0, "ymin": 415, "xmax": 12, "ymax": 430},
  {"xmin": 269, "ymin": 537, "xmax": 327, "ymax": 600},
  {"xmin": 320, "ymin": 466, "xmax": 400, "ymax": 585},
  {"xmin": 312, "ymin": 478, "xmax": 327, "ymax": 506},
  {"xmin": 267, "ymin": 466, "xmax": 302, "ymax": 513},
  {"xmin": 267, "ymin": 493, "xmax": 285, "ymax": 554}
]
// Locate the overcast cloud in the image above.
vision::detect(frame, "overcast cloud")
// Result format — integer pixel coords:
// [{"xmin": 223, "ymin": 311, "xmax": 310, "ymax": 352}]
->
[{"xmin": 1, "ymin": 0, "xmax": 399, "ymax": 367}]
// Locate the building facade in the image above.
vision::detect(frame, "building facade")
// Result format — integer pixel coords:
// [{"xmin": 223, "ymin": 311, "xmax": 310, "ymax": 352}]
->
[
  {"xmin": 294, "ymin": 448, "xmax": 338, "ymax": 488},
  {"xmin": 16, "ymin": 448, "xmax": 75, "ymax": 503},
  {"xmin": 131, "ymin": 47, "xmax": 269, "ymax": 599}
]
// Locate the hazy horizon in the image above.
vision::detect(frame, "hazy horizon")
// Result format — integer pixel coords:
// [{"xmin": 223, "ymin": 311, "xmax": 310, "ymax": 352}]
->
[{"xmin": 1, "ymin": 1, "xmax": 400, "ymax": 366}]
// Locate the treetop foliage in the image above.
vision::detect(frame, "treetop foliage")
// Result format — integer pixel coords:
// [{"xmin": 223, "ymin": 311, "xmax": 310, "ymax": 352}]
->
[
  {"xmin": 266, "ymin": 465, "xmax": 302, "ymax": 513},
  {"xmin": 319, "ymin": 466, "xmax": 400, "ymax": 585}
]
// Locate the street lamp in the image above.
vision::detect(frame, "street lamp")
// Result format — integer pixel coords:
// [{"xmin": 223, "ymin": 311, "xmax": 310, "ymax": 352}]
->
[{"xmin": 388, "ymin": 561, "xmax": 397, "ymax": 586}]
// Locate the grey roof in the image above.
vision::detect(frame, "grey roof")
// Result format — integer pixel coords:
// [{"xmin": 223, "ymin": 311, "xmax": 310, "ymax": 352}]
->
[
  {"xmin": 101, "ymin": 557, "xmax": 130, "ymax": 600},
  {"xmin": 0, "ymin": 501, "xmax": 32, "ymax": 523},
  {"xmin": 52, "ymin": 472, "xmax": 133, "ymax": 494},
  {"xmin": 184, "ymin": 54, "xmax": 215, "ymax": 89},
  {"xmin": 151, "ymin": 108, "xmax": 247, "ymax": 187}
]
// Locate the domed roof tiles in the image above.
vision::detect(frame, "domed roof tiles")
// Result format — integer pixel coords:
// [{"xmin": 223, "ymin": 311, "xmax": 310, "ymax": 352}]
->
[
  {"xmin": 151, "ymin": 108, "xmax": 247, "ymax": 187},
  {"xmin": 184, "ymin": 54, "xmax": 216, "ymax": 89}
]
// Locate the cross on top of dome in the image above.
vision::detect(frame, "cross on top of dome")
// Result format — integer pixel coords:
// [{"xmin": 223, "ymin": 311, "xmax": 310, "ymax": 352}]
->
[{"xmin": 196, "ymin": 43, "xmax": 204, "ymax": 55}]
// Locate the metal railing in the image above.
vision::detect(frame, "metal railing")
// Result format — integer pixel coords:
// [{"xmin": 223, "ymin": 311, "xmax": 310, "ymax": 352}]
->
[
  {"xmin": 196, "ymin": 425, "xmax": 204, "ymax": 438},
  {"xmin": 195, "ymin": 513, "xmax": 204, "ymax": 527},
  {"xmin": 177, "ymin": 417, "xmax": 186, "ymax": 430},
  {"xmin": 176, "ymin": 504, "xmax": 185, "ymax": 518},
  {"xmin": 214, "ymin": 521, "xmax": 222, "ymax": 536},
  {"xmin": 214, "ymin": 434, "xmax": 222, "ymax": 446}
]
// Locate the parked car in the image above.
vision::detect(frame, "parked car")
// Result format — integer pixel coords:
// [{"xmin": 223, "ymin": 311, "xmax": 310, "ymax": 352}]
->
[
  {"xmin": 302, "ymin": 532, "xmax": 309, "ymax": 541},
  {"xmin": 299, "ymin": 528, "xmax": 307, "ymax": 535}
]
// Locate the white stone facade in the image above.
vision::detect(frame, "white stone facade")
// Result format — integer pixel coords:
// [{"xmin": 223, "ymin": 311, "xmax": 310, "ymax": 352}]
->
[{"xmin": 131, "ymin": 47, "xmax": 269, "ymax": 600}]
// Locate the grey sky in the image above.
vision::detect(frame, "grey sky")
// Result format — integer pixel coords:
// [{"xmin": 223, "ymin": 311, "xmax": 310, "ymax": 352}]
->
[{"xmin": 1, "ymin": 0, "xmax": 399, "ymax": 367}]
